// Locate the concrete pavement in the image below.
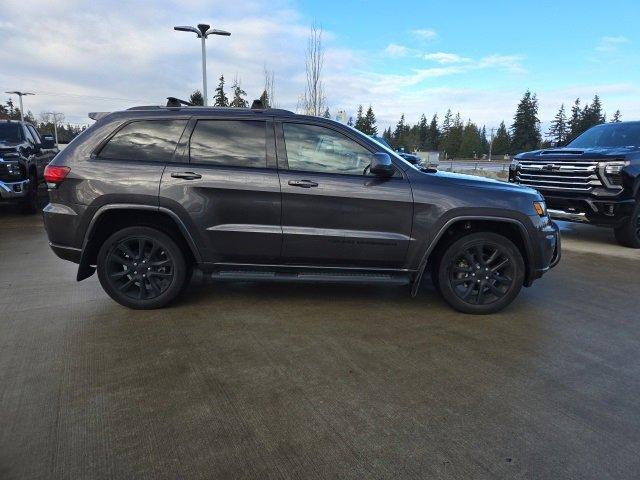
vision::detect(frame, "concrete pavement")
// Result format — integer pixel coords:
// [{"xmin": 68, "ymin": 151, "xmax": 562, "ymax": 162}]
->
[{"xmin": 1, "ymin": 210, "xmax": 639, "ymax": 479}]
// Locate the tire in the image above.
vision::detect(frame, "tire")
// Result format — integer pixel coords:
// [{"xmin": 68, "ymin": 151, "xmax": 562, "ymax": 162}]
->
[
  {"xmin": 435, "ymin": 232, "xmax": 525, "ymax": 315},
  {"xmin": 20, "ymin": 172, "xmax": 38, "ymax": 215},
  {"xmin": 613, "ymin": 201, "xmax": 640, "ymax": 248},
  {"xmin": 97, "ymin": 226, "xmax": 187, "ymax": 309}
]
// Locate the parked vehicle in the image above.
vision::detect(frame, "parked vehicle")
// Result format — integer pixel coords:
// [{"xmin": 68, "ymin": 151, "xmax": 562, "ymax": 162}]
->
[
  {"xmin": 42, "ymin": 103, "xmax": 560, "ymax": 314},
  {"xmin": 370, "ymin": 135, "xmax": 428, "ymax": 166},
  {"xmin": 509, "ymin": 121, "xmax": 640, "ymax": 247},
  {"xmin": 0, "ymin": 120, "xmax": 58, "ymax": 213}
]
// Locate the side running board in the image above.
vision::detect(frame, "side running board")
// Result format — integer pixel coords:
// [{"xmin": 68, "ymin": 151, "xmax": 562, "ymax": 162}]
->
[{"xmin": 210, "ymin": 270, "xmax": 411, "ymax": 286}]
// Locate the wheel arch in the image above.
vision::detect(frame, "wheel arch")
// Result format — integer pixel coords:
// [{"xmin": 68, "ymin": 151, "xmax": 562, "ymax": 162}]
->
[
  {"xmin": 77, "ymin": 204, "xmax": 202, "ymax": 281},
  {"xmin": 411, "ymin": 216, "xmax": 535, "ymax": 296}
]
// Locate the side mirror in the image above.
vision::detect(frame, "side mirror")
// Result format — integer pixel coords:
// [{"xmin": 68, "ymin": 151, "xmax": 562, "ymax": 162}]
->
[
  {"xmin": 370, "ymin": 152, "xmax": 394, "ymax": 177},
  {"xmin": 41, "ymin": 136, "xmax": 56, "ymax": 149}
]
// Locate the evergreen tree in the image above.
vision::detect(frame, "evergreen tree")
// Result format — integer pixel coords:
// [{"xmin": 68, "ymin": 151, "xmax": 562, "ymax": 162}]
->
[
  {"xmin": 416, "ymin": 114, "xmax": 428, "ymax": 150},
  {"xmin": 568, "ymin": 98, "xmax": 582, "ymax": 140},
  {"xmin": 363, "ymin": 106, "xmax": 378, "ymax": 135},
  {"xmin": 510, "ymin": 90, "xmax": 541, "ymax": 153},
  {"xmin": 259, "ymin": 90, "xmax": 270, "ymax": 108},
  {"xmin": 229, "ymin": 79, "xmax": 248, "ymax": 108},
  {"xmin": 347, "ymin": 116, "xmax": 354, "ymax": 127},
  {"xmin": 480, "ymin": 126, "xmax": 489, "ymax": 155},
  {"xmin": 382, "ymin": 127, "xmax": 393, "ymax": 146},
  {"xmin": 354, "ymin": 105, "xmax": 366, "ymax": 131},
  {"xmin": 213, "ymin": 75, "xmax": 229, "ymax": 107},
  {"xmin": 440, "ymin": 112, "xmax": 463, "ymax": 158},
  {"xmin": 394, "ymin": 114, "xmax": 409, "ymax": 148},
  {"xmin": 611, "ymin": 110, "xmax": 622, "ymax": 122},
  {"xmin": 492, "ymin": 121, "xmax": 511, "ymax": 156},
  {"xmin": 547, "ymin": 104, "xmax": 568, "ymax": 146},
  {"xmin": 189, "ymin": 90, "xmax": 204, "ymax": 106},
  {"xmin": 426, "ymin": 114, "xmax": 440, "ymax": 150},
  {"xmin": 458, "ymin": 121, "xmax": 484, "ymax": 158},
  {"xmin": 579, "ymin": 94, "xmax": 605, "ymax": 132},
  {"xmin": 322, "ymin": 108, "xmax": 331, "ymax": 118}
]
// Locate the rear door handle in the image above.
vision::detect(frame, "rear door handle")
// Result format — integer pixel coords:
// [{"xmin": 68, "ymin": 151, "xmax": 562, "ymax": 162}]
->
[
  {"xmin": 288, "ymin": 179, "xmax": 318, "ymax": 188},
  {"xmin": 171, "ymin": 171, "xmax": 202, "ymax": 180}
]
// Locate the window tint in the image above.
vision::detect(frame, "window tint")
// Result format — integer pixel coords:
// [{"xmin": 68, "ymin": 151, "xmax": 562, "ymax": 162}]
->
[
  {"xmin": 98, "ymin": 120, "xmax": 187, "ymax": 162},
  {"xmin": 190, "ymin": 120, "xmax": 266, "ymax": 168},
  {"xmin": 27, "ymin": 125, "xmax": 41, "ymax": 144},
  {"xmin": 23, "ymin": 125, "xmax": 36, "ymax": 145},
  {"xmin": 283, "ymin": 123, "xmax": 375, "ymax": 175},
  {"xmin": 0, "ymin": 123, "xmax": 22, "ymax": 142}
]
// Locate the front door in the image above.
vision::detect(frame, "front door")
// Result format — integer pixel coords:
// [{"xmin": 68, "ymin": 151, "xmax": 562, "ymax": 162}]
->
[
  {"xmin": 160, "ymin": 118, "xmax": 282, "ymax": 264},
  {"xmin": 277, "ymin": 121, "xmax": 413, "ymax": 269}
]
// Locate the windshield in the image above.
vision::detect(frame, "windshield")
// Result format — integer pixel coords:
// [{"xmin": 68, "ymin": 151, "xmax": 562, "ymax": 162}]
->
[
  {"xmin": 568, "ymin": 123, "xmax": 640, "ymax": 149},
  {"xmin": 0, "ymin": 123, "xmax": 22, "ymax": 143}
]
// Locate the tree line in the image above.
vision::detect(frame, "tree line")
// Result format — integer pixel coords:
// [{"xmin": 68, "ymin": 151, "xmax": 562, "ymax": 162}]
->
[
  {"xmin": 188, "ymin": 71, "xmax": 275, "ymax": 109},
  {"xmin": 345, "ymin": 91, "xmax": 622, "ymax": 159}
]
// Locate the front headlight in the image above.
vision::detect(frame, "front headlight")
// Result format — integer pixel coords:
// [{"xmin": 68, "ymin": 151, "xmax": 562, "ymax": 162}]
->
[
  {"xmin": 509, "ymin": 160, "xmax": 520, "ymax": 171},
  {"xmin": 599, "ymin": 160, "xmax": 629, "ymax": 176}
]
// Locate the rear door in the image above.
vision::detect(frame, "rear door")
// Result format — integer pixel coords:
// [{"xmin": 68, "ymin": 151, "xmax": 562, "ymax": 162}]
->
[
  {"xmin": 160, "ymin": 117, "xmax": 282, "ymax": 264},
  {"xmin": 277, "ymin": 120, "xmax": 413, "ymax": 269}
]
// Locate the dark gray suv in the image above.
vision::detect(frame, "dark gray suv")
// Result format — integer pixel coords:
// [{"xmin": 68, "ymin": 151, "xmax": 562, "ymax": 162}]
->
[{"xmin": 42, "ymin": 104, "xmax": 560, "ymax": 314}]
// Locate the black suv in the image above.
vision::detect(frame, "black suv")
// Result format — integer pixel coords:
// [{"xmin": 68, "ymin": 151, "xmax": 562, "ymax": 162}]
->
[
  {"xmin": 0, "ymin": 120, "xmax": 58, "ymax": 213},
  {"xmin": 509, "ymin": 121, "xmax": 640, "ymax": 247},
  {"xmin": 43, "ymin": 104, "xmax": 560, "ymax": 314}
]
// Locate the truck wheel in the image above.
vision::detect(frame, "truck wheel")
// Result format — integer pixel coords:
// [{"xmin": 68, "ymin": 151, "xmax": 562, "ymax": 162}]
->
[
  {"xmin": 20, "ymin": 172, "xmax": 38, "ymax": 215},
  {"xmin": 436, "ymin": 232, "xmax": 525, "ymax": 314},
  {"xmin": 613, "ymin": 202, "xmax": 640, "ymax": 248},
  {"xmin": 97, "ymin": 226, "xmax": 187, "ymax": 309}
]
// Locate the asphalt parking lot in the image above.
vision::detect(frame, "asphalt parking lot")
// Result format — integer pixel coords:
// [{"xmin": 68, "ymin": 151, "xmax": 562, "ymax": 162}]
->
[{"xmin": 1, "ymin": 207, "xmax": 640, "ymax": 480}]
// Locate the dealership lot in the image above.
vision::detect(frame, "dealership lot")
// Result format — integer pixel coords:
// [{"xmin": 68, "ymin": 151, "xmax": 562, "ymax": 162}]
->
[{"xmin": 1, "ymin": 210, "xmax": 639, "ymax": 479}]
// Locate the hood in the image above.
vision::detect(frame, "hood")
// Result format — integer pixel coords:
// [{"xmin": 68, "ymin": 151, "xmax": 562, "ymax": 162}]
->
[
  {"xmin": 517, "ymin": 145, "xmax": 639, "ymax": 160},
  {"xmin": 430, "ymin": 170, "xmax": 539, "ymax": 194}
]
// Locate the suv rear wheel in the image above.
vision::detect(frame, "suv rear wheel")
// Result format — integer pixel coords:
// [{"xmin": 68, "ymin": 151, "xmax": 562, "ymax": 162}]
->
[
  {"xmin": 613, "ymin": 201, "xmax": 640, "ymax": 248},
  {"xmin": 435, "ymin": 232, "xmax": 525, "ymax": 314},
  {"xmin": 97, "ymin": 226, "xmax": 187, "ymax": 309}
]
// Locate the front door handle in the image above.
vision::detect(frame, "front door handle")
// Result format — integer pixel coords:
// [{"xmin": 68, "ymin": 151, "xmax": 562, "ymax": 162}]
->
[
  {"xmin": 288, "ymin": 179, "xmax": 318, "ymax": 188},
  {"xmin": 171, "ymin": 171, "xmax": 202, "ymax": 180}
]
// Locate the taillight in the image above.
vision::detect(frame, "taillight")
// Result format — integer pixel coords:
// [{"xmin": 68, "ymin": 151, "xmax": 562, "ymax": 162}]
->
[{"xmin": 44, "ymin": 165, "xmax": 70, "ymax": 184}]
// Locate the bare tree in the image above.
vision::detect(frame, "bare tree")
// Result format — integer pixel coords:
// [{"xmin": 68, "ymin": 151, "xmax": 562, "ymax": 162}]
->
[
  {"xmin": 303, "ymin": 23, "xmax": 326, "ymax": 116},
  {"xmin": 264, "ymin": 65, "xmax": 277, "ymax": 109}
]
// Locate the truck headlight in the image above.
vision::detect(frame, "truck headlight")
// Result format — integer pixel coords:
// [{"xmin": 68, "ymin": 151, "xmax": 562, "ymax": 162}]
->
[
  {"xmin": 599, "ymin": 161, "xmax": 629, "ymax": 176},
  {"xmin": 509, "ymin": 160, "xmax": 520, "ymax": 171}
]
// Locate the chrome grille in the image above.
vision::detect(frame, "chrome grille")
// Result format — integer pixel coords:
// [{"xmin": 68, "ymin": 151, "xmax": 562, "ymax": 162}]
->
[{"xmin": 514, "ymin": 159, "xmax": 602, "ymax": 192}]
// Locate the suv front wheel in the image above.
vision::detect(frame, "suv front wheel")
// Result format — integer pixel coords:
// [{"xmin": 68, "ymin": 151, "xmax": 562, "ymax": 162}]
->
[
  {"xmin": 435, "ymin": 232, "xmax": 525, "ymax": 314},
  {"xmin": 97, "ymin": 226, "xmax": 187, "ymax": 309}
]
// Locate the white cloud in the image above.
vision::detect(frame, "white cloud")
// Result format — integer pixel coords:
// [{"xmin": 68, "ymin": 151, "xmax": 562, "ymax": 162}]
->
[
  {"xmin": 411, "ymin": 28, "xmax": 438, "ymax": 41},
  {"xmin": 596, "ymin": 35, "xmax": 631, "ymax": 52},
  {"xmin": 423, "ymin": 52, "xmax": 472, "ymax": 64},
  {"xmin": 384, "ymin": 43, "xmax": 409, "ymax": 57}
]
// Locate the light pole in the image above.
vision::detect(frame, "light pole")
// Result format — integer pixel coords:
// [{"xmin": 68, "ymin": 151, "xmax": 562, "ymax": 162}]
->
[
  {"xmin": 174, "ymin": 23, "xmax": 230, "ymax": 106},
  {"xmin": 44, "ymin": 111, "xmax": 64, "ymax": 145},
  {"xmin": 5, "ymin": 91, "xmax": 34, "ymax": 123}
]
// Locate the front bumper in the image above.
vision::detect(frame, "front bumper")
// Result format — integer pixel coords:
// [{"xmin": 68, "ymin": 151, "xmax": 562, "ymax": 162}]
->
[
  {"xmin": 0, "ymin": 179, "xmax": 30, "ymax": 201},
  {"xmin": 528, "ymin": 219, "xmax": 561, "ymax": 285},
  {"xmin": 543, "ymin": 195, "xmax": 636, "ymax": 227}
]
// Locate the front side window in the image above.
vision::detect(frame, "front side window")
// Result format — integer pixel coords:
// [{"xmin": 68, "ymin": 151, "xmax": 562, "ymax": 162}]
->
[
  {"xmin": 98, "ymin": 120, "xmax": 187, "ymax": 162},
  {"xmin": 27, "ymin": 125, "xmax": 41, "ymax": 144},
  {"xmin": 283, "ymin": 123, "xmax": 375, "ymax": 175},
  {"xmin": 189, "ymin": 120, "xmax": 267, "ymax": 168}
]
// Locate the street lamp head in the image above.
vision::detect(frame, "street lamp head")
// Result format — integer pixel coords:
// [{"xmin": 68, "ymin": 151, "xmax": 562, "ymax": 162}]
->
[
  {"xmin": 174, "ymin": 25, "xmax": 202, "ymax": 37},
  {"xmin": 208, "ymin": 29, "xmax": 231, "ymax": 36},
  {"xmin": 197, "ymin": 24, "xmax": 210, "ymax": 37}
]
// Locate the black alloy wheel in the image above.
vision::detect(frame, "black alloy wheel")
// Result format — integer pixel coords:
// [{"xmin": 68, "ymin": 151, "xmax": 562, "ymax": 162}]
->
[
  {"xmin": 97, "ymin": 227, "xmax": 187, "ymax": 309},
  {"xmin": 614, "ymin": 201, "xmax": 640, "ymax": 248},
  {"xmin": 436, "ymin": 232, "xmax": 525, "ymax": 314}
]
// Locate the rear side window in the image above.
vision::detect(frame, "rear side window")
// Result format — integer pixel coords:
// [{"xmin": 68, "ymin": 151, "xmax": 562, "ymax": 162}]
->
[
  {"xmin": 189, "ymin": 120, "xmax": 266, "ymax": 168},
  {"xmin": 98, "ymin": 120, "xmax": 187, "ymax": 162}
]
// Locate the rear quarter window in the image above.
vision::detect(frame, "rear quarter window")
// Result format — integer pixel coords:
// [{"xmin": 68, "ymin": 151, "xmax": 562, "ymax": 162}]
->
[{"xmin": 98, "ymin": 120, "xmax": 187, "ymax": 162}]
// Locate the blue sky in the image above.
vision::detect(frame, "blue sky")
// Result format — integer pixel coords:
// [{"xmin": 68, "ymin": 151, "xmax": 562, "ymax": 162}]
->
[{"xmin": 1, "ymin": 0, "xmax": 638, "ymax": 130}]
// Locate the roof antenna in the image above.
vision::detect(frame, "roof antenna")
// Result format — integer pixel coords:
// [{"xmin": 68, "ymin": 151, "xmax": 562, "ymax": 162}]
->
[
  {"xmin": 166, "ymin": 97, "xmax": 194, "ymax": 107},
  {"xmin": 251, "ymin": 99, "xmax": 265, "ymax": 110}
]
